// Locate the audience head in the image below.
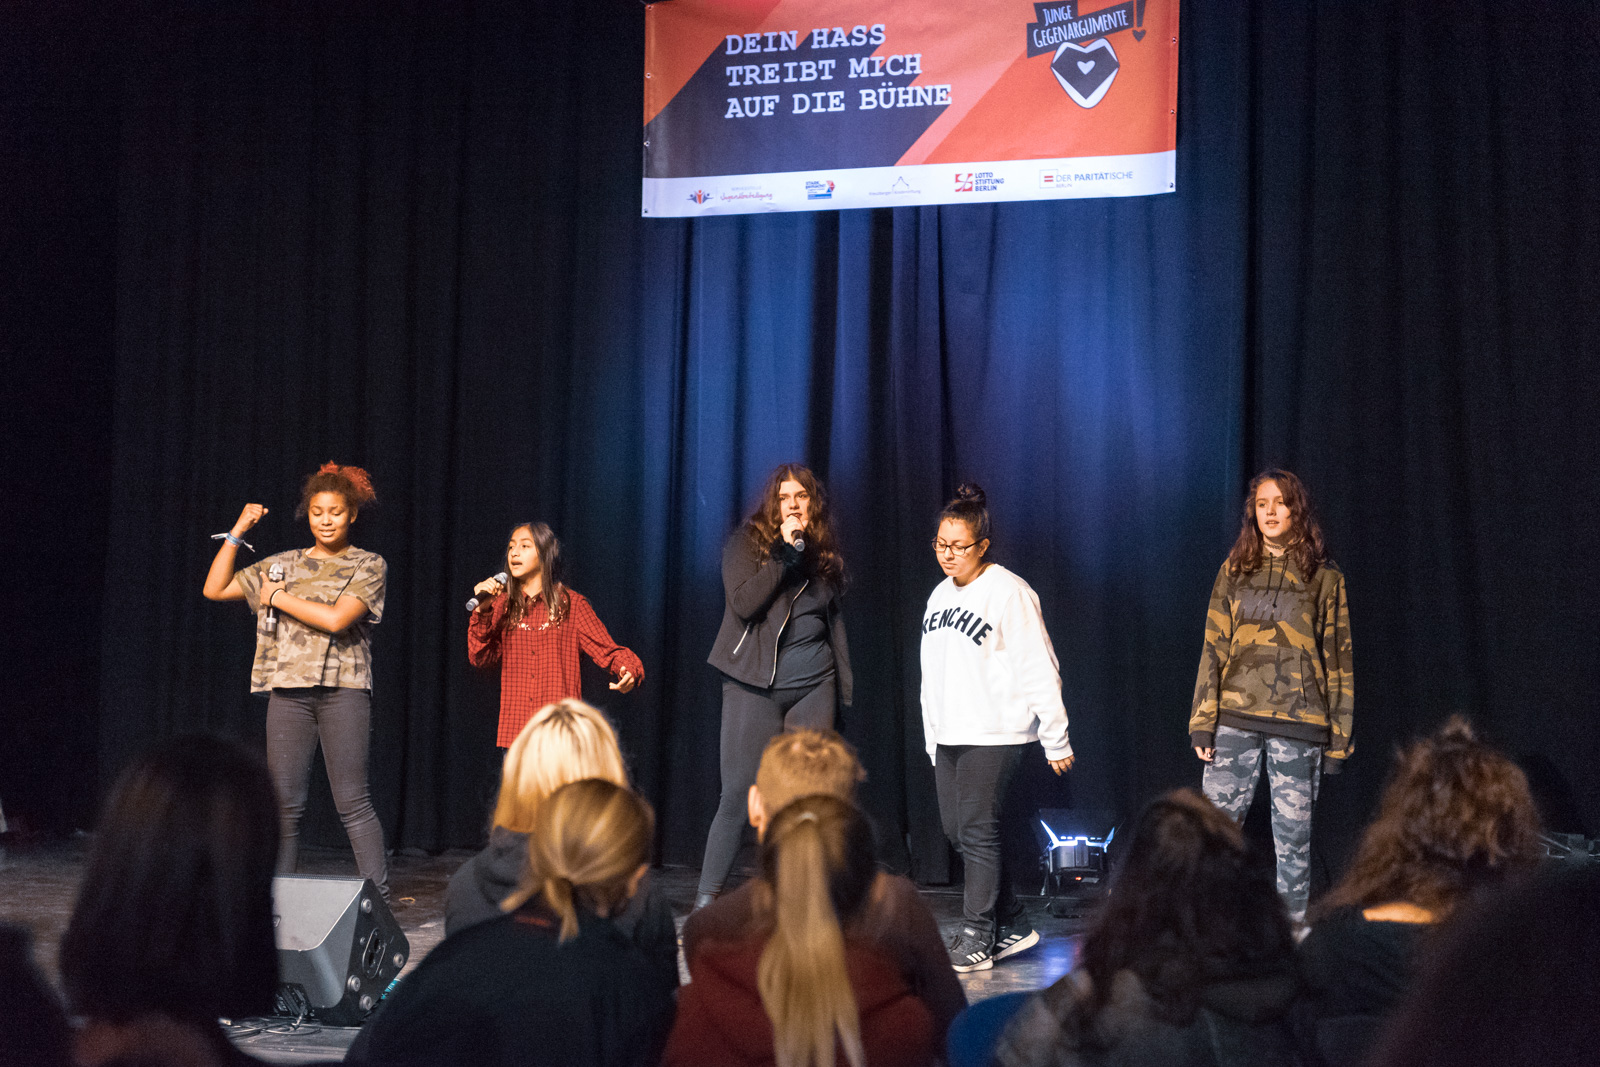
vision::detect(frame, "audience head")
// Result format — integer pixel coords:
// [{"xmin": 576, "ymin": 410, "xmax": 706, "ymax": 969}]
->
[
  {"xmin": 1079, "ymin": 788, "xmax": 1293, "ymax": 1024},
  {"xmin": 504, "ymin": 779, "xmax": 653, "ymax": 941},
  {"xmin": 1312, "ymin": 716, "xmax": 1541, "ymax": 922},
  {"xmin": 492, "ymin": 699, "xmax": 628, "ymax": 834},
  {"xmin": 749, "ymin": 729, "xmax": 864, "ymax": 837},
  {"xmin": 756, "ymin": 794, "xmax": 878, "ymax": 1067},
  {"xmin": 1366, "ymin": 864, "xmax": 1600, "ymax": 1067},
  {"xmin": 59, "ymin": 735, "xmax": 280, "ymax": 1024}
]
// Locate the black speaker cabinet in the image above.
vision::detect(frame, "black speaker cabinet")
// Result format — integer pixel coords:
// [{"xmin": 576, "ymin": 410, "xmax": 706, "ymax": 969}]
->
[{"xmin": 271, "ymin": 875, "xmax": 409, "ymax": 1025}]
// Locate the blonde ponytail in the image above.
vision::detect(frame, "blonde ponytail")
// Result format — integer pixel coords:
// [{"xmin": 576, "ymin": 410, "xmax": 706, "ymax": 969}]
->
[
  {"xmin": 756, "ymin": 797, "xmax": 877, "ymax": 1067},
  {"xmin": 503, "ymin": 778, "xmax": 653, "ymax": 942},
  {"xmin": 541, "ymin": 874, "xmax": 579, "ymax": 942}
]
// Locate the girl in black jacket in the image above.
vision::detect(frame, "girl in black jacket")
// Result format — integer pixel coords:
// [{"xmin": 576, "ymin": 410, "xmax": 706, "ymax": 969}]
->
[{"xmin": 696, "ymin": 464, "xmax": 852, "ymax": 908}]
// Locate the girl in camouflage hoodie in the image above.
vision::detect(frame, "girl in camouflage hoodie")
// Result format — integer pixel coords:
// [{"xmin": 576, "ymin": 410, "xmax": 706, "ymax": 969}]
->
[{"xmin": 1189, "ymin": 469, "xmax": 1353, "ymax": 924}]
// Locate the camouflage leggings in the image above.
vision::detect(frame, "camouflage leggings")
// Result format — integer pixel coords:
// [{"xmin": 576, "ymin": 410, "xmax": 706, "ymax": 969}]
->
[{"xmin": 1202, "ymin": 724, "xmax": 1322, "ymax": 923}]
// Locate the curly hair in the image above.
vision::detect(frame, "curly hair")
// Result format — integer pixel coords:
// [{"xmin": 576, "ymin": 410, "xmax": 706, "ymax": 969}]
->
[
  {"xmin": 743, "ymin": 464, "xmax": 845, "ymax": 588},
  {"xmin": 1077, "ymin": 789, "xmax": 1295, "ymax": 1027},
  {"xmin": 1225, "ymin": 468, "xmax": 1326, "ymax": 578},
  {"xmin": 1311, "ymin": 716, "xmax": 1541, "ymax": 922},
  {"xmin": 297, "ymin": 461, "xmax": 377, "ymax": 516}
]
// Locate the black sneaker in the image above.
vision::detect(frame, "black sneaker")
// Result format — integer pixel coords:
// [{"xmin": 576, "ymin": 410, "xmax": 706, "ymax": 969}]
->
[
  {"xmin": 948, "ymin": 927, "xmax": 994, "ymax": 972},
  {"xmin": 992, "ymin": 925, "xmax": 1040, "ymax": 962}
]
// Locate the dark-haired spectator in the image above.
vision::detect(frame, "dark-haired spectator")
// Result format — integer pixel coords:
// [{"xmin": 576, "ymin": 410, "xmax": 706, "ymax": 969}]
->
[
  {"xmin": 666, "ymin": 794, "xmax": 941, "ymax": 1067},
  {"xmin": 1295, "ymin": 716, "xmax": 1541, "ymax": 1066},
  {"xmin": 1365, "ymin": 864, "xmax": 1600, "ymax": 1067},
  {"xmin": 0, "ymin": 923, "xmax": 72, "ymax": 1067},
  {"xmin": 991, "ymin": 789, "xmax": 1300, "ymax": 1067},
  {"xmin": 349, "ymin": 779, "xmax": 675, "ymax": 1067},
  {"xmin": 59, "ymin": 735, "xmax": 283, "ymax": 1067}
]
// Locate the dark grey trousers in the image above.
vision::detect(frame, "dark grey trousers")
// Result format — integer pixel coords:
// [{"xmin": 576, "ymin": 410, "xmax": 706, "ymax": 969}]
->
[
  {"xmin": 935, "ymin": 742, "xmax": 1028, "ymax": 946},
  {"xmin": 267, "ymin": 686, "xmax": 390, "ymax": 899},
  {"xmin": 696, "ymin": 675, "xmax": 836, "ymax": 896}
]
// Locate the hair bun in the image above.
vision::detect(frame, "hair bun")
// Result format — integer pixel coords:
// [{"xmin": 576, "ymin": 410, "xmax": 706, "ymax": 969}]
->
[{"xmin": 954, "ymin": 483, "xmax": 986, "ymax": 507}]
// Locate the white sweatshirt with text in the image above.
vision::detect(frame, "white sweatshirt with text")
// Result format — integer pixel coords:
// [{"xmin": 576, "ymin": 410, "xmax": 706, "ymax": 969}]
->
[{"xmin": 919, "ymin": 563, "xmax": 1072, "ymax": 762}]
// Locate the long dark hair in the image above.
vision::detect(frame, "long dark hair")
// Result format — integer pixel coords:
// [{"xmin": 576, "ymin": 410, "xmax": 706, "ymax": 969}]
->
[
  {"xmin": 1311, "ymin": 717, "xmax": 1541, "ymax": 922},
  {"xmin": 743, "ymin": 464, "xmax": 845, "ymax": 588},
  {"xmin": 1225, "ymin": 468, "xmax": 1327, "ymax": 578},
  {"xmin": 501, "ymin": 521, "xmax": 569, "ymax": 631},
  {"xmin": 1077, "ymin": 789, "xmax": 1294, "ymax": 1026},
  {"xmin": 59, "ymin": 735, "xmax": 280, "ymax": 1024}
]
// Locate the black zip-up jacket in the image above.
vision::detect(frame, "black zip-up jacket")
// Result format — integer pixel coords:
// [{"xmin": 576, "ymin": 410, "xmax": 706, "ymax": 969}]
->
[{"xmin": 706, "ymin": 530, "xmax": 853, "ymax": 704}]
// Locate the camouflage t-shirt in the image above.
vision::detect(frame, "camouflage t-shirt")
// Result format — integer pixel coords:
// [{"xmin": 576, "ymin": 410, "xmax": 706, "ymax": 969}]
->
[{"xmin": 236, "ymin": 547, "xmax": 386, "ymax": 694}]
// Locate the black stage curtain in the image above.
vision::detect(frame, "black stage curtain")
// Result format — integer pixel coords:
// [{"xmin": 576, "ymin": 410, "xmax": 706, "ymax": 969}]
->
[{"xmin": 6, "ymin": 1, "xmax": 1598, "ymax": 880}]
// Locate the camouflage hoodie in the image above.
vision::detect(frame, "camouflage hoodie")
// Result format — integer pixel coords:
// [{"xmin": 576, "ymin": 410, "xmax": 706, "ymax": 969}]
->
[{"xmin": 1189, "ymin": 554, "xmax": 1354, "ymax": 762}]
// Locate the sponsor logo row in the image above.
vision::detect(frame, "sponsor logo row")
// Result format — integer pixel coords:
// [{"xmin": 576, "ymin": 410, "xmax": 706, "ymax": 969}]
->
[{"xmin": 687, "ymin": 168, "xmax": 1138, "ymax": 207}]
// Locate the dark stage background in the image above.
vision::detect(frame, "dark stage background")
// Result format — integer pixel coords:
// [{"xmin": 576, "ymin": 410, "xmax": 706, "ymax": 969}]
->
[{"xmin": 3, "ymin": 1, "xmax": 1598, "ymax": 887}]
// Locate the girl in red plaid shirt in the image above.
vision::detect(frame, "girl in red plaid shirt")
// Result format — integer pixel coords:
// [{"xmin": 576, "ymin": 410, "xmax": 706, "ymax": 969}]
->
[{"xmin": 468, "ymin": 523, "xmax": 644, "ymax": 749}]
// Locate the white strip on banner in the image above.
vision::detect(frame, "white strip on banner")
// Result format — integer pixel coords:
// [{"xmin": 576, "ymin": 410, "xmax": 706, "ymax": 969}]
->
[{"xmin": 643, "ymin": 151, "xmax": 1175, "ymax": 217}]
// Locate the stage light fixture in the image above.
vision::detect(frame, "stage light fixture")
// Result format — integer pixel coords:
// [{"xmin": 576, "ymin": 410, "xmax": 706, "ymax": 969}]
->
[{"xmin": 1035, "ymin": 808, "xmax": 1116, "ymax": 915}]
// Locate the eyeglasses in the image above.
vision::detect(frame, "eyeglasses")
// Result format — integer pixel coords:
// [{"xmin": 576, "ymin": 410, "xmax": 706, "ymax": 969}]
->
[{"xmin": 931, "ymin": 539, "xmax": 978, "ymax": 556}]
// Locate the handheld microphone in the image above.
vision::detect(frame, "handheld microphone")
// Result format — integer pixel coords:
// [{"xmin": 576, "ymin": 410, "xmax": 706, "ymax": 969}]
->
[
  {"xmin": 792, "ymin": 535, "xmax": 805, "ymax": 553},
  {"xmin": 265, "ymin": 563, "xmax": 285, "ymax": 634},
  {"xmin": 466, "ymin": 572, "xmax": 510, "ymax": 613}
]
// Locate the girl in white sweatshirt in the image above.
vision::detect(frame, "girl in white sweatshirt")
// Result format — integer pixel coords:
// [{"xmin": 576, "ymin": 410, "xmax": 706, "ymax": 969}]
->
[{"xmin": 921, "ymin": 483, "xmax": 1073, "ymax": 973}]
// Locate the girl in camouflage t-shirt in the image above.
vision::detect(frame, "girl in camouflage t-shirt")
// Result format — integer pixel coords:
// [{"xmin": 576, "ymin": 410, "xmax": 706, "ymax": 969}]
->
[{"xmin": 203, "ymin": 462, "xmax": 391, "ymax": 900}]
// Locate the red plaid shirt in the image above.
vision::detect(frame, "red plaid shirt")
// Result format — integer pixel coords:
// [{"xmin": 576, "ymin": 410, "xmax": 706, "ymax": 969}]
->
[{"xmin": 467, "ymin": 590, "xmax": 644, "ymax": 747}]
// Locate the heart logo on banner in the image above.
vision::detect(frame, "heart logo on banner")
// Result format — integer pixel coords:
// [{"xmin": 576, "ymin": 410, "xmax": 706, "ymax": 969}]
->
[{"xmin": 1052, "ymin": 38, "xmax": 1120, "ymax": 108}]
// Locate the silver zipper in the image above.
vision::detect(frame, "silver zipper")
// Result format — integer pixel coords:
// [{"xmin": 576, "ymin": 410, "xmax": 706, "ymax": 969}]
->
[
  {"xmin": 769, "ymin": 579, "xmax": 808, "ymax": 686},
  {"xmin": 732, "ymin": 623, "xmax": 752, "ymax": 656}
]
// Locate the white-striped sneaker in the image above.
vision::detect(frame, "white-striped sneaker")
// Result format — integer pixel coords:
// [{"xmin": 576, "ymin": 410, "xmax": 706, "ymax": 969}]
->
[
  {"xmin": 947, "ymin": 927, "xmax": 994, "ymax": 972},
  {"xmin": 992, "ymin": 925, "xmax": 1040, "ymax": 962}
]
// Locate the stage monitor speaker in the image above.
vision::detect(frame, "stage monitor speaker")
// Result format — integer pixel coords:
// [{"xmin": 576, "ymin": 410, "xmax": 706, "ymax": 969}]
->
[{"xmin": 271, "ymin": 875, "xmax": 409, "ymax": 1025}]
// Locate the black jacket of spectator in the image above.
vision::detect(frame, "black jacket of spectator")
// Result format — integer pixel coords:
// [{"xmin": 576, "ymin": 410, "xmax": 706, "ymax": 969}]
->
[
  {"xmin": 346, "ymin": 903, "xmax": 676, "ymax": 1067},
  {"xmin": 992, "ymin": 965, "xmax": 1301, "ymax": 1067},
  {"xmin": 1294, "ymin": 908, "xmax": 1430, "ymax": 1066}
]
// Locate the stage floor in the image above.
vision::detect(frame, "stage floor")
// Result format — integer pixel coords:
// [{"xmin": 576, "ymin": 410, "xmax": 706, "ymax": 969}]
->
[{"xmin": 1, "ymin": 837, "xmax": 1089, "ymax": 1063}]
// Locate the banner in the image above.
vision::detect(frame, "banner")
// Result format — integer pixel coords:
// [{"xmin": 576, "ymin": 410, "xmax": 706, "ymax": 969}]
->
[{"xmin": 642, "ymin": 0, "xmax": 1179, "ymax": 217}]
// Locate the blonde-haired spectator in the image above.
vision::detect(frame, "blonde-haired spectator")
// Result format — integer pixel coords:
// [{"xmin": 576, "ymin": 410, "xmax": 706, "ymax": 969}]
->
[{"xmin": 444, "ymin": 700, "xmax": 675, "ymax": 988}]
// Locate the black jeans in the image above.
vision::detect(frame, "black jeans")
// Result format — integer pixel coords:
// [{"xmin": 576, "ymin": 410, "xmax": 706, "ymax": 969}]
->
[
  {"xmin": 935, "ymin": 742, "xmax": 1028, "ymax": 945},
  {"xmin": 267, "ymin": 686, "xmax": 390, "ymax": 899},
  {"xmin": 696, "ymin": 675, "xmax": 836, "ymax": 896}
]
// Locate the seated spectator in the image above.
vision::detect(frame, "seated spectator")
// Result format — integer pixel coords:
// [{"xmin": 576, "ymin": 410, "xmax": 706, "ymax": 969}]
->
[
  {"xmin": 445, "ymin": 699, "xmax": 676, "ymax": 988},
  {"xmin": 58, "ymin": 735, "xmax": 283, "ymax": 1067},
  {"xmin": 991, "ymin": 789, "xmax": 1300, "ymax": 1067},
  {"xmin": 666, "ymin": 792, "xmax": 942, "ymax": 1067},
  {"xmin": 682, "ymin": 729, "xmax": 965, "ymax": 1039},
  {"xmin": 1296, "ymin": 716, "xmax": 1541, "ymax": 1067},
  {"xmin": 1366, "ymin": 863, "xmax": 1600, "ymax": 1067},
  {"xmin": 0, "ymin": 923, "xmax": 72, "ymax": 1067},
  {"xmin": 349, "ymin": 779, "xmax": 675, "ymax": 1067}
]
